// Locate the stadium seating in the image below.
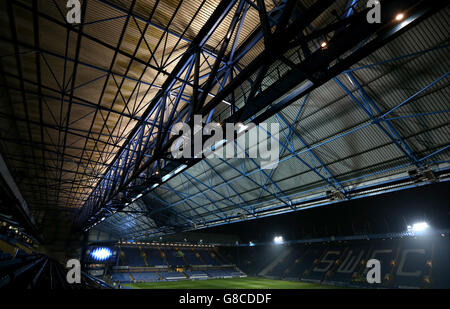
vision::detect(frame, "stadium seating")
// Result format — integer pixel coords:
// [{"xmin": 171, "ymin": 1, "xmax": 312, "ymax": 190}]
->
[
  {"xmin": 211, "ymin": 250, "xmax": 227, "ymax": 264},
  {"xmin": 385, "ymin": 239, "xmax": 432, "ymax": 289},
  {"xmin": 111, "ymin": 245, "xmax": 232, "ymax": 269},
  {"xmin": 105, "ymin": 244, "xmax": 245, "ymax": 284},
  {"xmin": 181, "ymin": 249, "xmax": 202, "ymax": 265},
  {"xmin": 159, "ymin": 271, "xmax": 187, "ymax": 280},
  {"xmin": 99, "ymin": 236, "xmax": 450, "ymax": 288},
  {"xmin": 322, "ymin": 244, "xmax": 369, "ymax": 286},
  {"xmin": 143, "ymin": 247, "xmax": 166, "ymax": 266},
  {"xmin": 220, "ymin": 245, "xmax": 282, "ymax": 276},
  {"xmin": 197, "ymin": 249, "xmax": 220, "ymax": 265},
  {"xmin": 206, "ymin": 267, "xmax": 243, "ymax": 278},
  {"xmin": 0, "ymin": 251, "xmax": 12, "ymax": 261},
  {"xmin": 163, "ymin": 248, "xmax": 185, "ymax": 266},
  {"xmin": 430, "ymin": 237, "xmax": 450, "ymax": 288},
  {"xmin": 247, "ymin": 235, "xmax": 450, "ymax": 288},
  {"xmin": 111, "ymin": 272, "xmax": 131, "ymax": 283},
  {"xmin": 285, "ymin": 248, "xmax": 323, "ymax": 279},
  {"xmin": 267, "ymin": 248, "xmax": 302, "ymax": 277},
  {"xmin": 122, "ymin": 247, "xmax": 146, "ymax": 267},
  {"xmin": 0, "ymin": 238, "xmax": 40, "ymax": 279},
  {"xmin": 109, "ymin": 266, "xmax": 245, "ymax": 283},
  {"xmin": 302, "ymin": 246, "xmax": 343, "ymax": 283},
  {"xmin": 130, "ymin": 272, "xmax": 160, "ymax": 282},
  {"xmin": 185, "ymin": 270, "xmax": 208, "ymax": 279}
]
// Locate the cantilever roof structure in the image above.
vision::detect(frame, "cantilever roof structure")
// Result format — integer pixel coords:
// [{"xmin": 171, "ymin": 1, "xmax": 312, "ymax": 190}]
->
[{"xmin": 0, "ymin": 0, "xmax": 448, "ymax": 242}]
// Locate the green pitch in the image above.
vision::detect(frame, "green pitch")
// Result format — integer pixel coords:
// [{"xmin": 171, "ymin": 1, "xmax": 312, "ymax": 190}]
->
[{"xmin": 123, "ymin": 277, "xmax": 341, "ymax": 289}]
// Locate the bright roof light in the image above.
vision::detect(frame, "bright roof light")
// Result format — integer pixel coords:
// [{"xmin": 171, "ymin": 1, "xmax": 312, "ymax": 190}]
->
[
  {"xmin": 91, "ymin": 247, "xmax": 112, "ymax": 261},
  {"xmin": 320, "ymin": 41, "xmax": 327, "ymax": 48},
  {"xmin": 395, "ymin": 13, "xmax": 404, "ymax": 21},
  {"xmin": 409, "ymin": 222, "xmax": 429, "ymax": 232},
  {"xmin": 161, "ymin": 164, "xmax": 187, "ymax": 182},
  {"xmin": 274, "ymin": 236, "xmax": 284, "ymax": 245},
  {"xmin": 249, "ymin": 241, "xmax": 255, "ymax": 247},
  {"xmin": 237, "ymin": 123, "xmax": 249, "ymax": 134}
]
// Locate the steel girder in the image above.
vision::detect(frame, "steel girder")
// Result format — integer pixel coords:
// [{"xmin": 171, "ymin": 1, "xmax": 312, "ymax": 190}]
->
[
  {"xmin": 79, "ymin": 0, "xmax": 243, "ymax": 228},
  {"xmin": 80, "ymin": 0, "xmax": 448, "ymax": 235},
  {"xmin": 80, "ymin": 0, "xmax": 337, "ymax": 229}
]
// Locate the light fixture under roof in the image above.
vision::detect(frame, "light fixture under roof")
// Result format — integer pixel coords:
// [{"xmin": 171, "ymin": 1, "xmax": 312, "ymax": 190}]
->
[
  {"xmin": 274, "ymin": 236, "xmax": 284, "ymax": 245},
  {"xmin": 395, "ymin": 13, "xmax": 404, "ymax": 21},
  {"xmin": 90, "ymin": 247, "xmax": 112, "ymax": 261},
  {"xmin": 408, "ymin": 221, "xmax": 429, "ymax": 232}
]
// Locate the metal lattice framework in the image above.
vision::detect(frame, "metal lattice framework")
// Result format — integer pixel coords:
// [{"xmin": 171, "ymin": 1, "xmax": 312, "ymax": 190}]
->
[{"xmin": 0, "ymin": 0, "xmax": 448, "ymax": 241}]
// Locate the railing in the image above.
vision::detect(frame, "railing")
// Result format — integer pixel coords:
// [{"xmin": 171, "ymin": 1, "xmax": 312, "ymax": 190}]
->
[
  {"xmin": 0, "ymin": 255, "xmax": 44, "ymax": 288},
  {"xmin": 0, "ymin": 254, "xmax": 113, "ymax": 289}
]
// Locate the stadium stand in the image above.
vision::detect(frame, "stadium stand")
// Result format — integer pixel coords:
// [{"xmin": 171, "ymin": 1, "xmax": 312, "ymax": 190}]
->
[
  {"xmin": 143, "ymin": 247, "xmax": 166, "ymax": 266},
  {"xmin": 389, "ymin": 239, "xmax": 432, "ymax": 289},
  {"xmin": 214, "ymin": 249, "xmax": 229, "ymax": 264},
  {"xmin": 221, "ymin": 246, "xmax": 283, "ymax": 276},
  {"xmin": 431, "ymin": 236, "xmax": 450, "ymax": 288},
  {"xmin": 322, "ymin": 244, "xmax": 370, "ymax": 286},
  {"xmin": 197, "ymin": 249, "xmax": 220, "ymax": 265},
  {"xmin": 283, "ymin": 248, "xmax": 324, "ymax": 279},
  {"xmin": 185, "ymin": 270, "xmax": 208, "ymax": 279},
  {"xmin": 180, "ymin": 249, "xmax": 202, "ymax": 265},
  {"xmin": 206, "ymin": 267, "xmax": 244, "ymax": 278},
  {"xmin": 210, "ymin": 250, "xmax": 225, "ymax": 264},
  {"xmin": 111, "ymin": 272, "xmax": 132, "ymax": 283},
  {"xmin": 100, "ymin": 244, "xmax": 244, "ymax": 284},
  {"xmin": 0, "ymin": 250, "xmax": 11, "ymax": 261},
  {"xmin": 302, "ymin": 246, "xmax": 343, "ymax": 283},
  {"xmin": 129, "ymin": 271, "xmax": 160, "ymax": 282},
  {"xmin": 267, "ymin": 248, "xmax": 301, "ymax": 277},
  {"xmin": 84, "ymin": 233, "xmax": 450, "ymax": 289},
  {"xmin": 122, "ymin": 247, "xmax": 146, "ymax": 267},
  {"xmin": 163, "ymin": 248, "xmax": 185, "ymax": 267},
  {"xmin": 239, "ymin": 234, "xmax": 450, "ymax": 288},
  {"xmin": 159, "ymin": 271, "xmax": 187, "ymax": 281}
]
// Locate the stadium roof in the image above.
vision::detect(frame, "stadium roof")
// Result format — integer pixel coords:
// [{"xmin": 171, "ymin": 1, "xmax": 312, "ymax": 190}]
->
[{"xmin": 0, "ymin": 0, "xmax": 448, "ymax": 243}]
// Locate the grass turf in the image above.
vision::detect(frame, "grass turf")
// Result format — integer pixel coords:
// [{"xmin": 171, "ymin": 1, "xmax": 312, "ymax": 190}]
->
[{"xmin": 123, "ymin": 277, "xmax": 341, "ymax": 289}]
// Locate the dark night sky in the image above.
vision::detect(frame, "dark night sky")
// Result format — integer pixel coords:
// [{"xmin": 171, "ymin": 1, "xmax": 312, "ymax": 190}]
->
[{"xmin": 196, "ymin": 181, "xmax": 450, "ymax": 243}]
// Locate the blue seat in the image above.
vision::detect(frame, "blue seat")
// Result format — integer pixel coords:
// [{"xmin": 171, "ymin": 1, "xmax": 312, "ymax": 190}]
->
[
  {"xmin": 122, "ymin": 248, "xmax": 146, "ymax": 267},
  {"xmin": 144, "ymin": 248, "xmax": 166, "ymax": 266},
  {"xmin": 163, "ymin": 249, "xmax": 185, "ymax": 266},
  {"xmin": 111, "ymin": 272, "xmax": 131, "ymax": 283},
  {"xmin": 131, "ymin": 272, "xmax": 160, "ymax": 282}
]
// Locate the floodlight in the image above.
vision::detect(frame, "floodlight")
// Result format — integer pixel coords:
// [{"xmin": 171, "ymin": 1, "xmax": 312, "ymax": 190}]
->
[
  {"xmin": 409, "ymin": 222, "xmax": 429, "ymax": 232},
  {"xmin": 274, "ymin": 236, "xmax": 284, "ymax": 244},
  {"xmin": 395, "ymin": 13, "xmax": 404, "ymax": 21},
  {"xmin": 91, "ymin": 247, "xmax": 112, "ymax": 261}
]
